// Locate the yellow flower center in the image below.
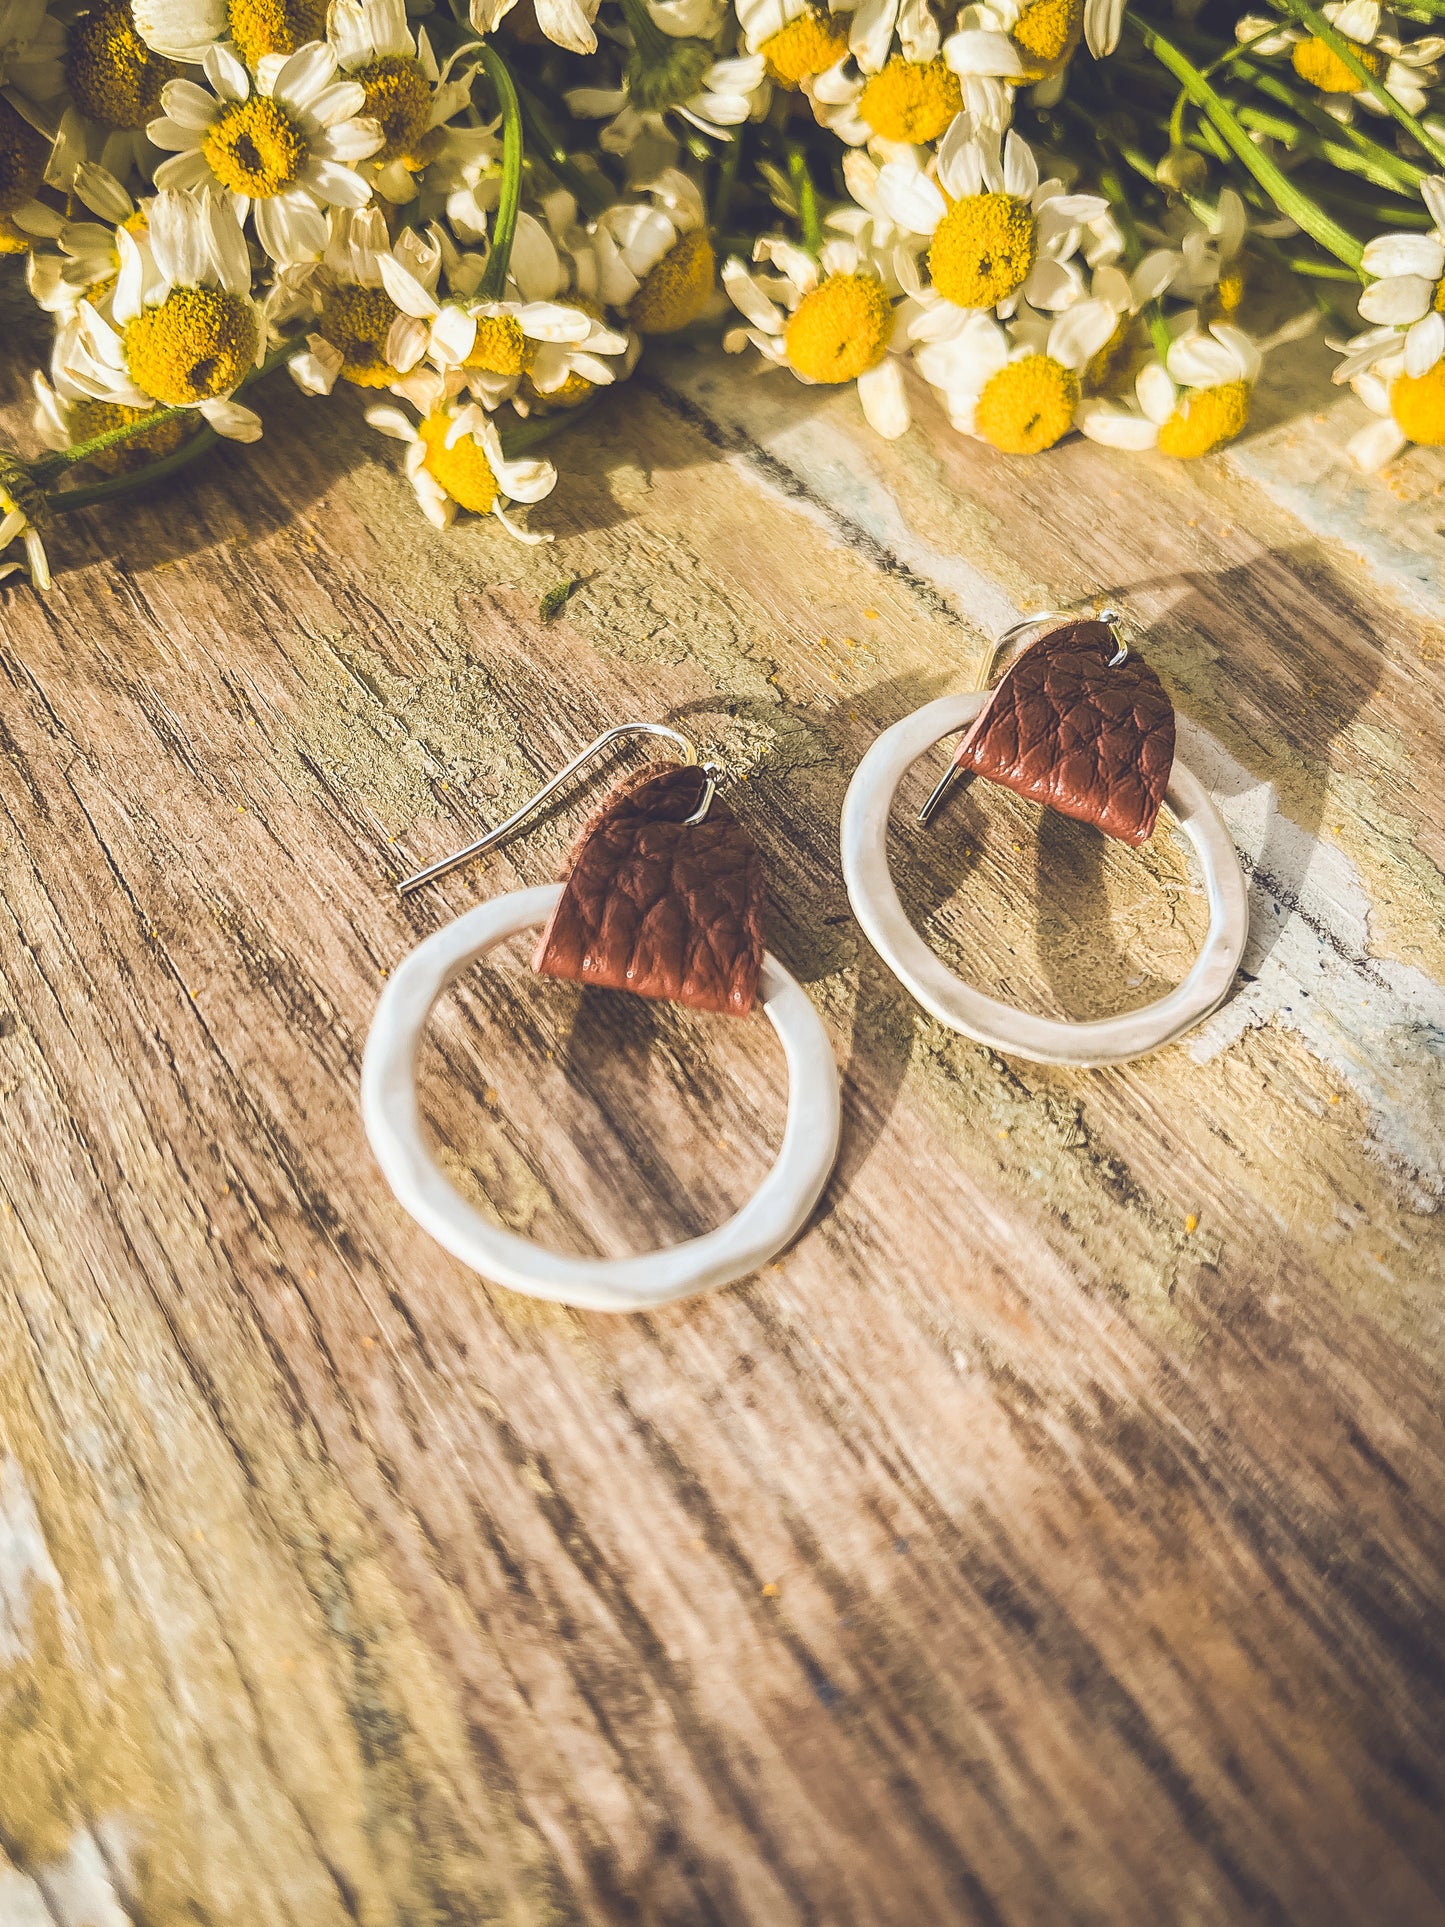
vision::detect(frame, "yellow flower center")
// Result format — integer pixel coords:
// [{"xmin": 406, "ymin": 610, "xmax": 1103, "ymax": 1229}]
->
[
  {"xmin": 1156, "ymin": 379, "xmax": 1251, "ymax": 458},
  {"xmin": 1389, "ymin": 360, "xmax": 1445, "ymax": 444},
  {"xmin": 760, "ymin": 7, "xmax": 849, "ymax": 86},
  {"xmin": 65, "ymin": 0, "xmax": 181, "ymax": 129},
  {"xmin": 320, "ymin": 283, "xmax": 400, "ymax": 385},
  {"xmin": 418, "ymin": 412, "xmax": 498, "ymax": 512},
  {"xmin": 355, "ymin": 54, "xmax": 432, "ymax": 163},
  {"xmin": 228, "ymin": 0, "xmax": 326, "ymax": 66},
  {"xmin": 629, "ymin": 227, "xmax": 715, "ymax": 334},
  {"xmin": 204, "ymin": 95, "xmax": 307, "ymax": 198},
  {"xmin": 1010, "ymin": 0, "xmax": 1082, "ymax": 76},
  {"xmin": 928, "ymin": 193, "xmax": 1036, "ymax": 309},
  {"xmin": 123, "ymin": 286, "xmax": 260, "ymax": 405},
  {"xmin": 67, "ymin": 397, "xmax": 193, "ymax": 472},
  {"xmin": 466, "ymin": 313, "xmax": 533, "ymax": 376},
  {"xmin": 0, "ymin": 214, "xmax": 29, "ymax": 253},
  {"xmin": 857, "ymin": 55, "xmax": 962, "ymax": 144},
  {"xmin": 1291, "ymin": 33, "xmax": 1385, "ymax": 91},
  {"xmin": 784, "ymin": 272, "xmax": 894, "ymax": 383},
  {"xmin": 974, "ymin": 353, "xmax": 1077, "ymax": 453},
  {"xmin": 1202, "ymin": 266, "xmax": 1245, "ymax": 322},
  {"xmin": 0, "ymin": 97, "xmax": 47, "ymax": 218},
  {"xmin": 1433, "ymin": 276, "xmax": 1445, "ymax": 315}
]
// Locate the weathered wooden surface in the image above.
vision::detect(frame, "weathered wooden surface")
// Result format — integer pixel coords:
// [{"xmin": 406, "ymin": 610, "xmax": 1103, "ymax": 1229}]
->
[{"xmin": 2, "ymin": 277, "xmax": 1444, "ymax": 1925}]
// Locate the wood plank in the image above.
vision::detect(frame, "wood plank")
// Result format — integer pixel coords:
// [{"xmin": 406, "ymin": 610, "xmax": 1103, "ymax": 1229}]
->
[{"xmin": 1, "ymin": 285, "xmax": 1443, "ymax": 1924}]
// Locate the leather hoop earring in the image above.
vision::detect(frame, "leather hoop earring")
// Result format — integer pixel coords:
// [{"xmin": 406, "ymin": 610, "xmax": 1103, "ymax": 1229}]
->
[
  {"xmin": 840, "ymin": 614, "xmax": 1249, "ymax": 1068},
  {"xmin": 363, "ymin": 724, "xmax": 841, "ymax": 1311}
]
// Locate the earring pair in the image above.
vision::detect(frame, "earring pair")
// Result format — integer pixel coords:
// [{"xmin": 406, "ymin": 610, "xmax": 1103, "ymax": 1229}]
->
[{"xmin": 363, "ymin": 612, "xmax": 1248, "ymax": 1312}]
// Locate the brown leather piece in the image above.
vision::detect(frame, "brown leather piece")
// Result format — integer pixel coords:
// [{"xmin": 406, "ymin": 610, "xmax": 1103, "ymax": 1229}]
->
[
  {"xmin": 950, "ymin": 619, "xmax": 1176, "ymax": 845},
  {"xmin": 533, "ymin": 763, "xmax": 766, "ymax": 1017}
]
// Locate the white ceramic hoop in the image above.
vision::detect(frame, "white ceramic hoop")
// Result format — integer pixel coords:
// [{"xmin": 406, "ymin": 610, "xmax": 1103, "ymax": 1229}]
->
[
  {"xmin": 362, "ymin": 885, "xmax": 841, "ymax": 1312},
  {"xmin": 841, "ymin": 692, "xmax": 1249, "ymax": 1067}
]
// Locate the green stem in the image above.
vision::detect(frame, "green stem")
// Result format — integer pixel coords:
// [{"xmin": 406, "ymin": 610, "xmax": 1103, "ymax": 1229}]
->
[
  {"xmin": 477, "ymin": 43, "xmax": 524, "ymax": 302},
  {"xmin": 1132, "ymin": 17, "xmax": 1365, "ymax": 271},
  {"xmin": 45, "ymin": 425, "xmax": 222, "ymax": 512},
  {"xmin": 713, "ymin": 128, "xmax": 743, "ymax": 233},
  {"xmin": 787, "ymin": 142, "xmax": 822, "ymax": 253},
  {"xmin": 1233, "ymin": 57, "xmax": 1428, "ymax": 190},
  {"xmin": 1143, "ymin": 301, "xmax": 1174, "ymax": 361},
  {"xmin": 32, "ymin": 340, "xmax": 294, "ymax": 483},
  {"xmin": 1277, "ymin": 0, "xmax": 1445, "ymax": 170}
]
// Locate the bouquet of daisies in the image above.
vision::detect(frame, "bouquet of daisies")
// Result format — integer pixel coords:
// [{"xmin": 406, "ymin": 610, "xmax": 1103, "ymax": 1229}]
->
[{"xmin": 3, "ymin": 0, "xmax": 1443, "ymax": 586}]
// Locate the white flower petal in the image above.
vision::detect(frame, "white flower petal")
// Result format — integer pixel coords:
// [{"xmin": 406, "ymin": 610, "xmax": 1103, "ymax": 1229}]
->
[
  {"xmin": 1002, "ymin": 129, "xmax": 1037, "ymax": 199},
  {"xmin": 1076, "ymin": 400, "xmax": 1159, "ymax": 449},
  {"xmin": 1420, "ymin": 176, "xmax": 1445, "ymax": 234},
  {"xmin": 857, "ymin": 357, "xmax": 910, "ymax": 437},
  {"xmin": 533, "ymin": 0, "xmax": 599, "ymax": 54},
  {"xmin": 722, "ymin": 256, "xmax": 784, "ymax": 332},
  {"xmin": 1359, "ymin": 232, "xmax": 1445, "ymax": 280},
  {"xmin": 199, "ymin": 397, "xmax": 264, "ymax": 439},
  {"xmin": 1347, "ymin": 413, "xmax": 1408, "ymax": 470},
  {"xmin": 943, "ymin": 26, "xmax": 1025, "ymax": 77},
  {"xmin": 290, "ymin": 337, "xmax": 344, "ymax": 393},
  {"xmin": 877, "ymin": 161, "xmax": 947, "ymax": 236},
  {"xmin": 204, "ymin": 41, "xmax": 251, "ymax": 102},
  {"xmin": 272, "ymin": 41, "xmax": 340, "ymax": 112},
  {"xmin": 1136, "ymin": 359, "xmax": 1177, "ymax": 423},
  {"xmin": 1358, "ymin": 273, "xmax": 1435, "ymax": 324},
  {"xmin": 133, "ymin": 0, "xmax": 229, "ymax": 62},
  {"xmin": 1404, "ymin": 309, "xmax": 1445, "ymax": 377},
  {"xmin": 1047, "ymin": 296, "xmax": 1117, "ymax": 369}
]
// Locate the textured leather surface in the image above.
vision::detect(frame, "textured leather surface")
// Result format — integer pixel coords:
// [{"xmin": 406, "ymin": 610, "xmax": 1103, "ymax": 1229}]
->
[
  {"xmin": 533, "ymin": 763, "xmax": 766, "ymax": 1016},
  {"xmin": 951, "ymin": 619, "xmax": 1176, "ymax": 844}
]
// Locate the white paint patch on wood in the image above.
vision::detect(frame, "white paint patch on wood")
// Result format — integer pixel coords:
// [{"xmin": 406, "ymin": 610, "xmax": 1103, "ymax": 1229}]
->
[
  {"xmin": 1, "ymin": 1823, "xmax": 136, "ymax": 1927},
  {"xmin": 1181, "ymin": 718, "xmax": 1445, "ymax": 1205},
  {"xmin": 0, "ymin": 1454, "xmax": 63, "ymax": 1667}
]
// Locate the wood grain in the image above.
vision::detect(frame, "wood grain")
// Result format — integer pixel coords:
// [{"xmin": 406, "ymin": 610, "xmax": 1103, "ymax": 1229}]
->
[{"xmin": 2, "ymin": 286, "xmax": 1444, "ymax": 1925}]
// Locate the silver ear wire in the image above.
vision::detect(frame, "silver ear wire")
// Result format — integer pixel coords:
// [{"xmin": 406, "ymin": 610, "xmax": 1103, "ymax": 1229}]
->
[{"xmin": 397, "ymin": 721, "xmax": 714, "ymax": 896}]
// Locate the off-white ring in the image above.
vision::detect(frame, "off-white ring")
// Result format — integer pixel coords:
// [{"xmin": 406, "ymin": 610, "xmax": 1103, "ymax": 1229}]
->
[
  {"xmin": 841, "ymin": 693, "xmax": 1249, "ymax": 1067},
  {"xmin": 362, "ymin": 885, "xmax": 841, "ymax": 1311}
]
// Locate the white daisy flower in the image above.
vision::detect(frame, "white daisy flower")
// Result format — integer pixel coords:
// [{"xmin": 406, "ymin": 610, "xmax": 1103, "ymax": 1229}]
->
[
  {"xmin": 913, "ymin": 297, "xmax": 1116, "ymax": 449},
  {"xmin": 366, "ymin": 377, "xmax": 558, "ymax": 539},
  {"xmin": 26, "ymin": 163, "xmax": 139, "ymax": 316},
  {"xmin": 1348, "ymin": 176, "xmax": 1445, "ymax": 379},
  {"xmin": 943, "ymin": 0, "xmax": 1082, "ymax": 94},
  {"xmin": 1235, "ymin": 1, "xmax": 1443, "ymax": 120},
  {"xmin": 567, "ymin": 51, "xmax": 769, "ymax": 153},
  {"xmin": 327, "ymin": 0, "xmax": 476, "ymax": 204},
  {"xmin": 61, "ymin": 186, "xmax": 267, "ymax": 440},
  {"xmin": 0, "ymin": 462, "xmax": 50, "ymax": 591},
  {"xmin": 804, "ymin": 48, "xmax": 963, "ymax": 150},
  {"xmin": 723, "ymin": 234, "xmax": 910, "ymax": 437},
  {"xmin": 373, "ymin": 227, "xmax": 629, "ymax": 406},
  {"xmin": 737, "ymin": 0, "xmax": 850, "ymax": 94},
  {"xmin": 1077, "ymin": 321, "xmax": 1262, "ymax": 457},
  {"xmin": 585, "ymin": 168, "xmax": 716, "ymax": 334},
  {"xmin": 878, "ymin": 118, "xmax": 1108, "ymax": 319},
  {"xmin": 148, "ymin": 40, "xmax": 383, "ymax": 263},
  {"xmin": 1345, "ymin": 340, "xmax": 1445, "ymax": 468},
  {"xmin": 287, "ymin": 203, "xmax": 441, "ymax": 395}
]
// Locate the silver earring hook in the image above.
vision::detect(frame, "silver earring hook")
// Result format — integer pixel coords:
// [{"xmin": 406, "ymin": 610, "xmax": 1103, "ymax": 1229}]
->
[
  {"xmin": 918, "ymin": 606, "xmax": 1127, "ymax": 828},
  {"xmin": 397, "ymin": 721, "xmax": 716, "ymax": 896}
]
